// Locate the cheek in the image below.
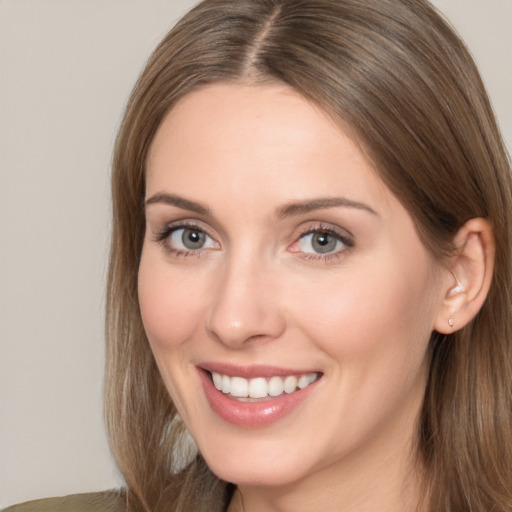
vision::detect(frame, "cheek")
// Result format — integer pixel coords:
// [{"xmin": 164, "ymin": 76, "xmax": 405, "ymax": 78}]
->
[
  {"xmin": 284, "ymin": 255, "xmax": 438, "ymax": 449},
  {"xmin": 137, "ymin": 251, "xmax": 213, "ymax": 415},
  {"xmin": 288, "ymin": 251, "xmax": 437, "ymax": 372},
  {"xmin": 138, "ymin": 251, "xmax": 207, "ymax": 351}
]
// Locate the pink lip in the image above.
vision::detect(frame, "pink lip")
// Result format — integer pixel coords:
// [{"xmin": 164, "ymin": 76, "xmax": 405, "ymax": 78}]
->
[
  {"xmin": 197, "ymin": 366, "xmax": 321, "ymax": 428},
  {"xmin": 199, "ymin": 362, "xmax": 317, "ymax": 379}
]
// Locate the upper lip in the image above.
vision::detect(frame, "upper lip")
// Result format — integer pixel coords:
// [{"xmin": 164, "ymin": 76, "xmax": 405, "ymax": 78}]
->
[{"xmin": 198, "ymin": 362, "xmax": 321, "ymax": 379}]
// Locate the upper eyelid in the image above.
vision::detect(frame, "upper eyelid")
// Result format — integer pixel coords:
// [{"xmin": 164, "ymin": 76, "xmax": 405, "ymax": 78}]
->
[
  {"xmin": 300, "ymin": 226, "xmax": 349, "ymax": 237},
  {"xmin": 154, "ymin": 219, "xmax": 216, "ymax": 236},
  {"xmin": 296, "ymin": 222, "xmax": 354, "ymax": 240},
  {"xmin": 147, "ymin": 214, "xmax": 226, "ymax": 240}
]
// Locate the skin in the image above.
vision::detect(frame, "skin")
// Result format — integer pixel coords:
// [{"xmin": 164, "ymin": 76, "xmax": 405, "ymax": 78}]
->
[{"xmin": 138, "ymin": 83, "xmax": 451, "ymax": 511}]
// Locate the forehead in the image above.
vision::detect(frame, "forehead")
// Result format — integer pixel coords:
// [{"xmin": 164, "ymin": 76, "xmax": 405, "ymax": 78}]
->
[{"xmin": 146, "ymin": 82, "xmax": 391, "ymax": 212}]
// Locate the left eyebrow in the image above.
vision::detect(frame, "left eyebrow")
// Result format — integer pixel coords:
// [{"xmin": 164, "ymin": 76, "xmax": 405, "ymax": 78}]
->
[
  {"xmin": 144, "ymin": 192, "xmax": 211, "ymax": 216},
  {"xmin": 275, "ymin": 197, "xmax": 378, "ymax": 219}
]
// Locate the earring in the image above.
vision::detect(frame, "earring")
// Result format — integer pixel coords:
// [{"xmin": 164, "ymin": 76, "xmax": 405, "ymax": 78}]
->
[
  {"xmin": 170, "ymin": 414, "xmax": 199, "ymax": 473},
  {"xmin": 448, "ymin": 318, "xmax": 454, "ymax": 327},
  {"xmin": 448, "ymin": 272, "xmax": 464, "ymax": 296}
]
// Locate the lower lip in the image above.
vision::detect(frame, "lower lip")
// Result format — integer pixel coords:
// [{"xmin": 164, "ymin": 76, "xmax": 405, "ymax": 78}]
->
[{"xmin": 198, "ymin": 369, "xmax": 319, "ymax": 428}]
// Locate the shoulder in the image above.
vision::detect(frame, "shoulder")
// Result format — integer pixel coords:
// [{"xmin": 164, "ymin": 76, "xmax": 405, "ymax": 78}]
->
[{"xmin": 2, "ymin": 491, "xmax": 125, "ymax": 512}]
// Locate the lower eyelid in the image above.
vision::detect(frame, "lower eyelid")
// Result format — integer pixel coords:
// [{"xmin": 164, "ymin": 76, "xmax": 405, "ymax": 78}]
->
[{"xmin": 301, "ymin": 251, "xmax": 347, "ymax": 263}]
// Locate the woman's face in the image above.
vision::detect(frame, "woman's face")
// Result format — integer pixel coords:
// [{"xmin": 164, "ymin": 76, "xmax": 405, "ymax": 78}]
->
[{"xmin": 139, "ymin": 83, "xmax": 446, "ymax": 488}]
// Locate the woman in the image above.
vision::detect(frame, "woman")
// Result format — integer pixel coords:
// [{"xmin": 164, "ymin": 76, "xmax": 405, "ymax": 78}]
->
[
  {"xmin": 107, "ymin": 0, "xmax": 512, "ymax": 510},
  {"xmin": 5, "ymin": 0, "xmax": 511, "ymax": 511}
]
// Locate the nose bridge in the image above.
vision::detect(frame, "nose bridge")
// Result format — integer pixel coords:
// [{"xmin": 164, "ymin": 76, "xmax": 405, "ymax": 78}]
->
[{"xmin": 206, "ymin": 246, "xmax": 284, "ymax": 348}]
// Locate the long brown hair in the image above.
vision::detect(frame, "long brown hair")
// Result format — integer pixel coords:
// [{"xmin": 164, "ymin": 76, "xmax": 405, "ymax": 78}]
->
[{"xmin": 105, "ymin": 1, "xmax": 512, "ymax": 510}]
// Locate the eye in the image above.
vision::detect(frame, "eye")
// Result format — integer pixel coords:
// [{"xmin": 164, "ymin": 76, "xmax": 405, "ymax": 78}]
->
[
  {"xmin": 289, "ymin": 225, "xmax": 353, "ymax": 261},
  {"xmin": 298, "ymin": 231, "xmax": 343, "ymax": 254},
  {"xmin": 169, "ymin": 227, "xmax": 217, "ymax": 251}
]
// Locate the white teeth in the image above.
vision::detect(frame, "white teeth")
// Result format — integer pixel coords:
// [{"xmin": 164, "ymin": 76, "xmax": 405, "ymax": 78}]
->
[
  {"xmin": 221, "ymin": 374, "xmax": 230, "ymax": 394},
  {"xmin": 210, "ymin": 371, "xmax": 319, "ymax": 399},
  {"xmin": 268, "ymin": 376, "xmax": 284, "ymax": 397},
  {"xmin": 283, "ymin": 375, "xmax": 298, "ymax": 394},
  {"xmin": 230, "ymin": 377, "xmax": 249, "ymax": 397},
  {"xmin": 248, "ymin": 377, "xmax": 267, "ymax": 399},
  {"xmin": 297, "ymin": 374, "xmax": 311, "ymax": 389},
  {"xmin": 212, "ymin": 372, "xmax": 223, "ymax": 390}
]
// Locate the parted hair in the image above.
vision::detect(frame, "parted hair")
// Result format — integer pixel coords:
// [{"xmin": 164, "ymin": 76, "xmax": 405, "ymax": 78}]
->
[{"xmin": 105, "ymin": 1, "xmax": 512, "ymax": 510}]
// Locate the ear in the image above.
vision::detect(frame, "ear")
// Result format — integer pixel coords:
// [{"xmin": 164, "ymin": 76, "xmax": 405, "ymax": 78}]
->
[{"xmin": 434, "ymin": 218, "xmax": 495, "ymax": 334}]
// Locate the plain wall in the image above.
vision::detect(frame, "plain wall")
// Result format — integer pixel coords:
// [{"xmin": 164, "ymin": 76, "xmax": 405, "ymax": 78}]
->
[{"xmin": 1, "ymin": 0, "xmax": 510, "ymax": 507}]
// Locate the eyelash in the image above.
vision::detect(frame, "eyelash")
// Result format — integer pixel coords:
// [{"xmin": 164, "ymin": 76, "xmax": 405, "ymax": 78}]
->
[
  {"xmin": 294, "ymin": 224, "xmax": 354, "ymax": 263},
  {"xmin": 152, "ymin": 222, "xmax": 354, "ymax": 262},
  {"xmin": 153, "ymin": 221, "xmax": 216, "ymax": 258}
]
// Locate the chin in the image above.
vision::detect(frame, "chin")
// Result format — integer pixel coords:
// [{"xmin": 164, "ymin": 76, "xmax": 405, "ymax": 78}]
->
[
  {"xmin": 208, "ymin": 459, "xmax": 307, "ymax": 488},
  {"xmin": 199, "ymin": 438, "xmax": 317, "ymax": 488}
]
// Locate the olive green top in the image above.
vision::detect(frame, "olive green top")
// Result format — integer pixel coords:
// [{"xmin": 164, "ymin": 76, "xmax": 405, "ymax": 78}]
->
[{"xmin": 2, "ymin": 491, "xmax": 125, "ymax": 512}]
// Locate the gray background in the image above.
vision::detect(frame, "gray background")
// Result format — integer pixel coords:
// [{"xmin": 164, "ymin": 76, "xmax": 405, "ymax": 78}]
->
[{"xmin": 1, "ymin": 0, "xmax": 510, "ymax": 507}]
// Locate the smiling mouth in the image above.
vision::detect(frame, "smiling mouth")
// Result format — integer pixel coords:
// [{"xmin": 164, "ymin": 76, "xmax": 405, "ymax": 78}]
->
[
  {"xmin": 199, "ymin": 367, "xmax": 323, "ymax": 426},
  {"xmin": 208, "ymin": 371, "xmax": 321, "ymax": 401}
]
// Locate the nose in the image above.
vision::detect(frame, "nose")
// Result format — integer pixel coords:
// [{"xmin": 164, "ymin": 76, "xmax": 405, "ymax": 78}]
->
[{"xmin": 205, "ymin": 253, "xmax": 286, "ymax": 349}]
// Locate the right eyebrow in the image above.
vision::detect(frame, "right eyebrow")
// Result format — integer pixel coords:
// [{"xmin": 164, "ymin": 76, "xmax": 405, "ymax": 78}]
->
[
  {"xmin": 275, "ymin": 196, "xmax": 378, "ymax": 219},
  {"xmin": 144, "ymin": 192, "xmax": 211, "ymax": 216}
]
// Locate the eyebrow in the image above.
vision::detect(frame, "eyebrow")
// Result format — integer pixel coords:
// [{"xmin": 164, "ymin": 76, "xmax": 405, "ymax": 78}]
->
[
  {"xmin": 275, "ymin": 197, "xmax": 378, "ymax": 218},
  {"xmin": 145, "ymin": 193, "xmax": 211, "ymax": 215},
  {"xmin": 145, "ymin": 193, "xmax": 377, "ymax": 219}
]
